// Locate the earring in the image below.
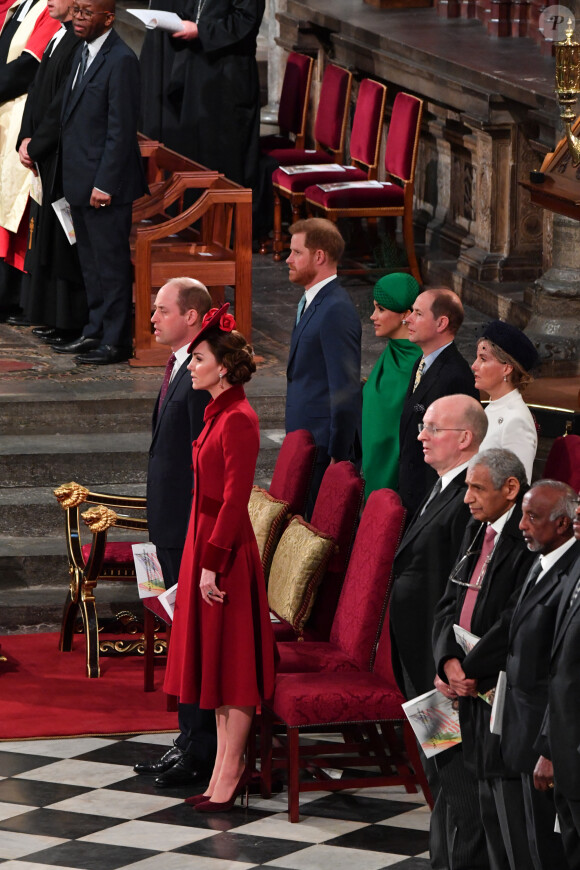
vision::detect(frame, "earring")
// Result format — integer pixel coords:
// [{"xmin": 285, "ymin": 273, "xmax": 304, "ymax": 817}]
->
[
  {"xmin": 219, "ymin": 372, "xmax": 225, "ymax": 390},
  {"xmin": 503, "ymin": 375, "xmax": 508, "ymax": 382}
]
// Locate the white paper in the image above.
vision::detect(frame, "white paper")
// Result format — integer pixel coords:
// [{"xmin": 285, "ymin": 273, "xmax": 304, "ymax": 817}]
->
[
  {"xmin": 317, "ymin": 179, "xmax": 384, "ymax": 193},
  {"xmin": 30, "ymin": 167, "xmax": 42, "ymax": 205},
  {"xmin": 158, "ymin": 583, "xmax": 178, "ymax": 620},
  {"xmin": 453, "ymin": 624, "xmax": 480, "ymax": 654},
  {"xmin": 280, "ymin": 163, "xmax": 348, "ymax": 176},
  {"xmin": 127, "ymin": 8, "xmax": 184, "ymax": 31},
  {"xmin": 51, "ymin": 197, "xmax": 76, "ymax": 245},
  {"xmin": 132, "ymin": 542, "xmax": 165, "ymax": 598},
  {"xmin": 490, "ymin": 670, "xmax": 506, "ymax": 735}
]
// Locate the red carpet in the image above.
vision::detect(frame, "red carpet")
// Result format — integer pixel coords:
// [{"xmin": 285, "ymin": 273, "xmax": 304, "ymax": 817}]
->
[{"xmin": 0, "ymin": 633, "xmax": 178, "ymax": 740}]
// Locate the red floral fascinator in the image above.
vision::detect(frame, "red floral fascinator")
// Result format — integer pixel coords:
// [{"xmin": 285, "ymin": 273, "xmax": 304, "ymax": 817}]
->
[{"xmin": 187, "ymin": 302, "xmax": 236, "ymax": 353}]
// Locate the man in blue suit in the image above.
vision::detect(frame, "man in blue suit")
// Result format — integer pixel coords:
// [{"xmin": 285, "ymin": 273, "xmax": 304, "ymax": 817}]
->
[
  {"xmin": 54, "ymin": 0, "xmax": 148, "ymax": 365},
  {"xmin": 285, "ymin": 218, "xmax": 361, "ymax": 513}
]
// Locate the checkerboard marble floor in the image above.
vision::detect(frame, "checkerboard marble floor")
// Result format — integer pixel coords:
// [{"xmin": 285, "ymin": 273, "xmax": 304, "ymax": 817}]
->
[{"xmin": 0, "ymin": 732, "xmax": 431, "ymax": 870}]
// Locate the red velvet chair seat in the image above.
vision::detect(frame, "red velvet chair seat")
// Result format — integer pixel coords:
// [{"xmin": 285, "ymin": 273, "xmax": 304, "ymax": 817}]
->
[
  {"xmin": 267, "ymin": 148, "xmax": 337, "ymax": 167},
  {"xmin": 276, "ymin": 641, "xmax": 361, "ymax": 674},
  {"xmin": 270, "ymin": 671, "xmax": 406, "ymax": 726},
  {"xmin": 305, "ymin": 180, "xmax": 405, "ymax": 210},
  {"xmin": 273, "ymin": 166, "xmax": 367, "ymax": 195},
  {"xmin": 81, "ymin": 541, "xmax": 135, "ymax": 572},
  {"xmin": 543, "ymin": 434, "xmax": 580, "ymax": 490}
]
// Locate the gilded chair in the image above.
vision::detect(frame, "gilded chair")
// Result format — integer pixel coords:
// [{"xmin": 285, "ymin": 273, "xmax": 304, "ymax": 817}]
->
[
  {"xmin": 260, "ymin": 52, "xmax": 314, "ymax": 154},
  {"xmin": 268, "ymin": 429, "xmax": 317, "ymax": 516},
  {"xmin": 305, "ymin": 91, "xmax": 424, "ymax": 283},
  {"xmin": 272, "ymin": 78, "xmax": 387, "ymax": 261}
]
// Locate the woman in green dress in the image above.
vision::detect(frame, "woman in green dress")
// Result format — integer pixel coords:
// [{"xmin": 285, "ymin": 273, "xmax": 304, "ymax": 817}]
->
[{"xmin": 362, "ymin": 272, "xmax": 421, "ymax": 500}]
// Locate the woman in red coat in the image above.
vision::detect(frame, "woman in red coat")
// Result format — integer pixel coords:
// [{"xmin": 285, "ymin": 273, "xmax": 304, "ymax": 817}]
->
[{"xmin": 164, "ymin": 304, "xmax": 276, "ymax": 812}]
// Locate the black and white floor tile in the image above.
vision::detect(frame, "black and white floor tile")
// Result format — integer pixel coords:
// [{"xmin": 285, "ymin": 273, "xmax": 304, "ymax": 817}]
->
[{"xmin": 0, "ymin": 733, "xmax": 430, "ymax": 870}]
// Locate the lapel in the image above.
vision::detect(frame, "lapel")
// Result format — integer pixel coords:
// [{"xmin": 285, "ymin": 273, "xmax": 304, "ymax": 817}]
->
[
  {"xmin": 62, "ymin": 29, "xmax": 116, "ymax": 123},
  {"xmin": 550, "ymin": 544, "xmax": 580, "ymax": 657},
  {"xmin": 398, "ymin": 470, "xmax": 467, "ymax": 556},
  {"xmin": 411, "ymin": 343, "xmax": 455, "ymax": 408},
  {"xmin": 287, "ymin": 279, "xmax": 338, "ymax": 372},
  {"xmin": 400, "ymin": 344, "xmax": 457, "ymax": 439},
  {"xmin": 486, "ymin": 505, "xmax": 522, "ymax": 579},
  {"xmin": 151, "ymin": 356, "xmax": 191, "ymax": 443},
  {"xmin": 194, "ymin": 385, "xmax": 245, "ymax": 453}
]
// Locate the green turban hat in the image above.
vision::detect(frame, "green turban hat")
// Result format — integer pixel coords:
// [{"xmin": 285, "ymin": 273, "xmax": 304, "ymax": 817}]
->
[{"xmin": 373, "ymin": 272, "xmax": 420, "ymax": 313}]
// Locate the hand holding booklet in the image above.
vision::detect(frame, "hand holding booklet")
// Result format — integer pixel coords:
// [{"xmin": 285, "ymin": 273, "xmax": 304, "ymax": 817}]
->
[
  {"xmin": 402, "ymin": 689, "xmax": 462, "ymax": 758},
  {"xmin": 127, "ymin": 8, "xmax": 184, "ymax": 31}
]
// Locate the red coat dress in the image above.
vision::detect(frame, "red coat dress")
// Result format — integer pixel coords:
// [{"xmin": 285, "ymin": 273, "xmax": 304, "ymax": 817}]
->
[{"xmin": 164, "ymin": 385, "xmax": 276, "ymax": 708}]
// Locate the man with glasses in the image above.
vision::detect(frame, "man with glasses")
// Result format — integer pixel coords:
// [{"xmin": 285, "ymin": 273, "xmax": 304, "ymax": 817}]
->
[
  {"xmin": 390, "ymin": 393, "xmax": 489, "ymax": 870},
  {"xmin": 398, "ymin": 287, "xmax": 478, "ymax": 518},
  {"xmin": 433, "ymin": 448, "xmax": 535, "ymax": 870},
  {"xmin": 54, "ymin": 0, "xmax": 147, "ymax": 365}
]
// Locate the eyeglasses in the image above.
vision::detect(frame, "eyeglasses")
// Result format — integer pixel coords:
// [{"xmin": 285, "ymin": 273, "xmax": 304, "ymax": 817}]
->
[
  {"xmin": 70, "ymin": 6, "xmax": 113, "ymax": 18},
  {"xmin": 417, "ymin": 424, "xmax": 466, "ymax": 436},
  {"xmin": 448, "ymin": 524, "xmax": 493, "ymax": 590}
]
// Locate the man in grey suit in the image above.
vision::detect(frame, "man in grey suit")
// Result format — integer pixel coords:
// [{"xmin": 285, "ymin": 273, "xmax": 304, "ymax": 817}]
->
[
  {"xmin": 390, "ymin": 393, "xmax": 489, "ymax": 870},
  {"xmin": 133, "ymin": 278, "xmax": 217, "ymax": 787},
  {"xmin": 285, "ymin": 218, "xmax": 361, "ymax": 514}
]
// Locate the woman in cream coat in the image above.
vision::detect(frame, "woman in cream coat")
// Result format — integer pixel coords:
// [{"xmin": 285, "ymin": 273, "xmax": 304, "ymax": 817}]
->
[{"xmin": 472, "ymin": 320, "xmax": 539, "ymax": 483}]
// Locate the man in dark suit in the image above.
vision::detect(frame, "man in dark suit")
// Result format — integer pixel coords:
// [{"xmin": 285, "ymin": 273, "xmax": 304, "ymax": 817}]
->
[
  {"xmin": 434, "ymin": 448, "xmax": 536, "ymax": 870},
  {"xmin": 54, "ymin": 0, "xmax": 148, "ymax": 365},
  {"xmin": 16, "ymin": 0, "xmax": 84, "ymax": 343},
  {"xmin": 285, "ymin": 218, "xmax": 361, "ymax": 514},
  {"xmin": 494, "ymin": 481, "xmax": 577, "ymax": 869},
  {"xmin": 398, "ymin": 288, "xmax": 478, "ymax": 518},
  {"xmin": 134, "ymin": 277, "xmax": 217, "ymax": 787},
  {"xmin": 390, "ymin": 393, "xmax": 489, "ymax": 870},
  {"xmin": 534, "ymin": 496, "xmax": 580, "ymax": 867}
]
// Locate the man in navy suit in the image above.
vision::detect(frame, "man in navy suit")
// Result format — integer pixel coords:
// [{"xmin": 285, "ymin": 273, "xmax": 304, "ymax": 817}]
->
[
  {"xmin": 134, "ymin": 277, "xmax": 218, "ymax": 787},
  {"xmin": 285, "ymin": 218, "xmax": 361, "ymax": 513},
  {"xmin": 399, "ymin": 288, "xmax": 478, "ymax": 518},
  {"xmin": 54, "ymin": 0, "xmax": 148, "ymax": 365}
]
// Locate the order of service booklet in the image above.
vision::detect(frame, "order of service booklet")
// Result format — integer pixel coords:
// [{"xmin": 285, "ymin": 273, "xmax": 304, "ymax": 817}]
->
[
  {"xmin": 402, "ymin": 689, "xmax": 462, "ymax": 758},
  {"xmin": 453, "ymin": 623, "xmax": 497, "ymax": 708}
]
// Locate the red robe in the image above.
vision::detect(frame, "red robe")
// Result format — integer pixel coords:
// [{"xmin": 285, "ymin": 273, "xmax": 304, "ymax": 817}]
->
[{"xmin": 164, "ymin": 384, "xmax": 276, "ymax": 709}]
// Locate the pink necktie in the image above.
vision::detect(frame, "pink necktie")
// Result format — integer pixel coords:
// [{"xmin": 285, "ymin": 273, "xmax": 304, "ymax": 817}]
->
[
  {"xmin": 459, "ymin": 525, "xmax": 497, "ymax": 631},
  {"xmin": 158, "ymin": 353, "xmax": 176, "ymax": 407}
]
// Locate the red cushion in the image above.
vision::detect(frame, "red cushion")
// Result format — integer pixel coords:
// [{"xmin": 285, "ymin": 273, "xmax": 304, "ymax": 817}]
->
[
  {"xmin": 268, "ymin": 671, "xmax": 405, "ymax": 726},
  {"xmin": 307, "ymin": 462, "xmax": 364, "ymax": 639},
  {"xmin": 350, "ymin": 79, "xmax": 385, "ymax": 168},
  {"xmin": 81, "ymin": 541, "xmax": 136, "ymax": 569},
  {"xmin": 269, "ymin": 429, "xmax": 316, "ymax": 516},
  {"xmin": 273, "ymin": 166, "xmax": 367, "ymax": 195},
  {"xmin": 276, "ymin": 641, "xmax": 361, "ymax": 674},
  {"xmin": 305, "ymin": 181, "xmax": 405, "ymax": 210},
  {"xmin": 329, "ymin": 489, "xmax": 405, "ymax": 669},
  {"xmin": 266, "ymin": 148, "xmax": 334, "ymax": 167},
  {"xmin": 277, "ymin": 51, "xmax": 312, "ymax": 134},
  {"xmin": 543, "ymin": 434, "xmax": 580, "ymax": 491},
  {"xmin": 385, "ymin": 92, "xmax": 422, "ymax": 182},
  {"xmin": 273, "ymin": 620, "xmax": 322, "ymax": 643},
  {"xmin": 315, "ymin": 64, "xmax": 351, "ymax": 151}
]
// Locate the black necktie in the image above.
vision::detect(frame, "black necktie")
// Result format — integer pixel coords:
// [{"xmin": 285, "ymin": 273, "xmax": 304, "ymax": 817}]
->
[{"xmin": 520, "ymin": 559, "xmax": 543, "ymax": 600}]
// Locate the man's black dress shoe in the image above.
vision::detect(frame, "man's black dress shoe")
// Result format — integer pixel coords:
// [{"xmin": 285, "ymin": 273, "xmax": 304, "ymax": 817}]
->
[
  {"xmin": 45, "ymin": 331, "xmax": 81, "ymax": 346},
  {"xmin": 154, "ymin": 757, "xmax": 208, "ymax": 788},
  {"xmin": 6, "ymin": 314, "xmax": 31, "ymax": 326},
  {"xmin": 134, "ymin": 743, "xmax": 184, "ymax": 776},
  {"xmin": 53, "ymin": 336, "xmax": 100, "ymax": 354},
  {"xmin": 75, "ymin": 344, "xmax": 132, "ymax": 365},
  {"xmin": 32, "ymin": 325, "xmax": 53, "ymax": 337}
]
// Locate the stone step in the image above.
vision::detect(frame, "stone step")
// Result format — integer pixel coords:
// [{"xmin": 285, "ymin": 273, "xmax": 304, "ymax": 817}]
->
[{"xmin": 0, "ymin": 384, "xmax": 287, "ymax": 435}]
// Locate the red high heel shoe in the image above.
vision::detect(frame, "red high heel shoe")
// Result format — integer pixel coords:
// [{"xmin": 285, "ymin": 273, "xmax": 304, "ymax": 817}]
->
[
  {"xmin": 184, "ymin": 793, "xmax": 211, "ymax": 807},
  {"xmin": 194, "ymin": 769, "xmax": 251, "ymax": 813}
]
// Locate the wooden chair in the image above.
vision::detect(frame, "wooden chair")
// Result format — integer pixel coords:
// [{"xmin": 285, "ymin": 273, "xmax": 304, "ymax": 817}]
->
[
  {"xmin": 305, "ymin": 92, "xmax": 424, "ymax": 282},
  {"xmin": 543, "ymin": 433, "xmax": 580, "ymax": 490},
  {"xmin": 260, "ymin": 489, "xmax": 432, "ymax": 822},
  {"xmin": 266, "ymin": 63, "xmax": 353, "ymax": 170},
  {"xmin": 132, "ymin": 175, "xmax": 252, "ymax": 366},
  {"xmin": 271, "ymin": 78, "xmax": 387, "ymax": 261},
  {"xmin": 260, "ymin": 52, "xmax": 314, "ymax": 154}
]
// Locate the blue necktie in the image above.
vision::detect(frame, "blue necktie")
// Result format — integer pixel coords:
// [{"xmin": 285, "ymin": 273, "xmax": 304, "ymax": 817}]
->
[{"xmin": 295, "ymin": 294, "xmax": 306, "ymax": 325}]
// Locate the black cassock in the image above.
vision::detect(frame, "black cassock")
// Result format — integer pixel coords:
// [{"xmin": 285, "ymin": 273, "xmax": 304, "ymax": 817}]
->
[
  {"xmin": 142, "ymin": 0, "xmax": 264, "ymax": 189},
  {"xmin": 17, "ymin": 24, "xmax": 87, "ymax": 330}
]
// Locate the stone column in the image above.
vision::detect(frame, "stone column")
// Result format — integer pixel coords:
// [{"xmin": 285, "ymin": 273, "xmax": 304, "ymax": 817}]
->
[
  {"xmin": 260, "ymin": 0, "xmax": 287, "ymax": 132},
  {"xmin": 526, "ymin": 213, "xmax": 580, "ymax": 375}
]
